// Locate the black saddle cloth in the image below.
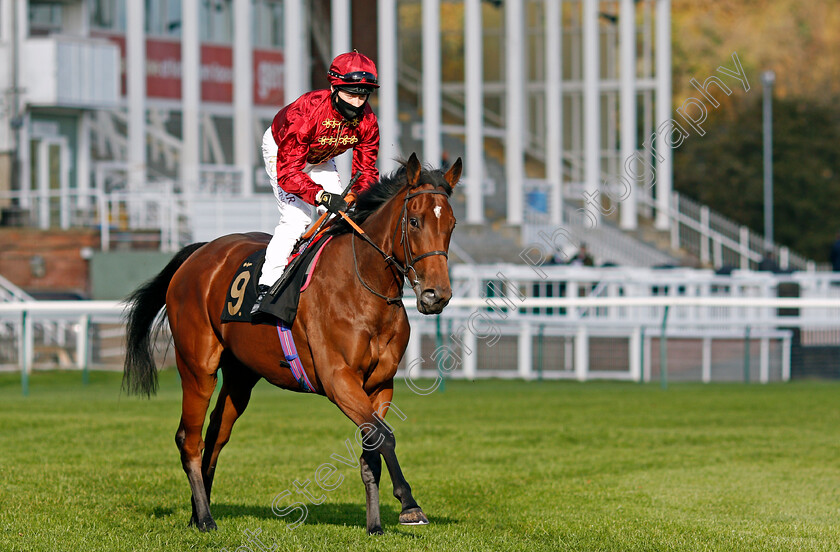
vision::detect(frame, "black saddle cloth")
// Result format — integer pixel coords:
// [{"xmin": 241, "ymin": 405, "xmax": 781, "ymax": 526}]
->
[{"xmin": 220, "ymin": 237, "xmax": 329, "ymax": 326}]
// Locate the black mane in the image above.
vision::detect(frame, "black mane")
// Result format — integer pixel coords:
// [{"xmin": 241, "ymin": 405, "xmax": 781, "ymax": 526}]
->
[{"xmin": 325, "ymin": 160, "xmax": 452, "ymax": 236}]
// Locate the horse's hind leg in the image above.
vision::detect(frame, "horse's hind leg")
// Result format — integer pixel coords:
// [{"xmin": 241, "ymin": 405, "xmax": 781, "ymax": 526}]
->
[
  {"xmin": 201, "ymin": 357, "xmax": 260, "ymax": 505},
  {"xmin": 174, "ymin": 347, "xmax": 221, "ymax": 531}
]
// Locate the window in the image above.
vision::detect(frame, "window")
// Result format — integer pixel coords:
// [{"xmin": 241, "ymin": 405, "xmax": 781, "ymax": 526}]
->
[
  {"xmin": 29, "ymin": 4, "xmax": 62, "ymax": 35},
  {"xmin": 146, "ymin": 0, "xmax": 181, "ymax": 37},
  {"xmin": 166, "ymin": 0, "xmax": 182, "ymax": 35},
  {"xmin": 253, "ymin": 0, "xmax": 283, "ymax": 48},
  {"xmin": 146, "ymin": 0, "xmax": 183, "ymax": 37},
  {"xmin": 89, "ymin": 0, "xmax": 127, "ymax": 32},
  {"xmin": 201, "ymin": 0, "xmax": 232, "ymax": 43}
]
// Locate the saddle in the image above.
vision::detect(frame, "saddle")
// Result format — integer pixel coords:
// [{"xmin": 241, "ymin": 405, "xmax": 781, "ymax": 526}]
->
[{"xmin": 220, "ymin": 235, "xmax": 332, "ymax": 326}]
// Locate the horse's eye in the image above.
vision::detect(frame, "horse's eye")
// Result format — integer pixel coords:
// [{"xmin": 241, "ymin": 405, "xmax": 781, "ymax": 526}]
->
[{"xmin": 409, "ymin": 218, "xmax": 420, "ymax": 228}]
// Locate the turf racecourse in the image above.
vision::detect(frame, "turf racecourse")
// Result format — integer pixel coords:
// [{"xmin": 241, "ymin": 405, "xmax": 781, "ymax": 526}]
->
[{"xmin": 1, "ymin": 371, "xmax": 840, "ymax": 552}]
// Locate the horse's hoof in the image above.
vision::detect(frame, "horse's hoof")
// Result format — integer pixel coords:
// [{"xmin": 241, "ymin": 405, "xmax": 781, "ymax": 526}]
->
[
  {"xmin": 368, "ymin": 526, "xmax": 384, "ymax": 536},
  {"xmin": 189, "ymin": 517, "xmax": 218, "ymax": 532},
  {"xmin": 399, "ymin": 508, "xmax": 429, "ymax": 526}
]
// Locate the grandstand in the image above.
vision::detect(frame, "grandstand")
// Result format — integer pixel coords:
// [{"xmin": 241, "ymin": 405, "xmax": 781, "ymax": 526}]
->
[{"xmin": 0, "ymin": 1, "xmax": 835, "ymax": 382}]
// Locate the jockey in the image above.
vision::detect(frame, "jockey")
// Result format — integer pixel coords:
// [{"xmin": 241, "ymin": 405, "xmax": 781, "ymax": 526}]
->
[{"xmin": 252, "ymin": 51, "xmax": 380, "ymax": 315}]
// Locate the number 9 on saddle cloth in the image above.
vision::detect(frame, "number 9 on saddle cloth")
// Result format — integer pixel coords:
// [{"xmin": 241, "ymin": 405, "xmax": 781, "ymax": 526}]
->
[{"xmin": 221, "ymin": 235, "xmax": 333, "ymax": 326}]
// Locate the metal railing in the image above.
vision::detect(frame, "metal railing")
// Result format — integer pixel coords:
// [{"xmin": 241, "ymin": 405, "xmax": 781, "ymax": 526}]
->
[
  {"xmin": 646, "ymin": 190, "xmax": 815, "ymax": 272},
  {"xmin": 0, "ymin": 188, "xmax": 186, "ymax": 252},
  {"xmin": 3, "ymin": 162, "xmax": 254, "ymax": 252}
]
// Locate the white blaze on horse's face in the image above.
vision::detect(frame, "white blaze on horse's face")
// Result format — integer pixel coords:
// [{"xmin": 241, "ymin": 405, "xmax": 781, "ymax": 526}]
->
[{"xmin": 434, "ymin": 206, "xmax": 442, "ymax": 219}]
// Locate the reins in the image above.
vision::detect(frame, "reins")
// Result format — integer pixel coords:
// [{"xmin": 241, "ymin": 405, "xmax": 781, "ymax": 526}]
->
[{"xmin": 344, "ymin": 185, "xmax": 450, "ymax": 304}]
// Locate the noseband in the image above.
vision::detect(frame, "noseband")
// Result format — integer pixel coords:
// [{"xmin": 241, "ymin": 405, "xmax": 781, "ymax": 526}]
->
[{"xmin": 351, "ymin": 186, "xmax": 450, "ymax": 304}]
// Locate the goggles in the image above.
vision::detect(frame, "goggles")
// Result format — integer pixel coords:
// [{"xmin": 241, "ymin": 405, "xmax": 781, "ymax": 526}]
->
[
  {"xmin": 328, "ymin": 70, "xmax": 378, "ymax": 86},
  {"xmin": 335, "ymin": 84, "xmax": 374, "ymax": 96}
]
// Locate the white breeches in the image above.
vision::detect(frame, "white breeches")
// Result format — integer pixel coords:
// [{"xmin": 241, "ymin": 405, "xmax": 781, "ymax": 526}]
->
[{"xmin": 259, "ymin": 127, "xmax": 344, "ymax": 287}]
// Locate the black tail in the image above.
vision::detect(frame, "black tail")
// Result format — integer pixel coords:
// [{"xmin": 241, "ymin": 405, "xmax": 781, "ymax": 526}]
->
[{"xmin": 122, "ymin": 242, "xmax": 207, "ymax": 397}]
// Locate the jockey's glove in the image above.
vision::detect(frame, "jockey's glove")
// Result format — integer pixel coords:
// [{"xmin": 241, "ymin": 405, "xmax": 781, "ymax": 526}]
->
[{"xmin": 316, "ymin": 190, "xmax": 348, "ymax": 215}]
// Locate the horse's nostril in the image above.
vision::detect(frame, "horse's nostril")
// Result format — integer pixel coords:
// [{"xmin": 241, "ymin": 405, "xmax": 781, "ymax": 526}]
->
[{"xmin": 421, "ymin": 290, "xmax": 440, "ymax": 306}]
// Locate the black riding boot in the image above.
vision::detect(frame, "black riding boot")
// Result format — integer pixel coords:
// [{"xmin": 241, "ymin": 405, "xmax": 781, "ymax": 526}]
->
[{"xmin": 251, "ymin": 285, "xmax": 270, "ymax": 315}]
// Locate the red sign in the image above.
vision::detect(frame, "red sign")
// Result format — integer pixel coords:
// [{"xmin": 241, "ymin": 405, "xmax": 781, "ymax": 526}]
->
[{"xmin": 93, "ymin": 32, "xmax": 284, "ymax": 107}]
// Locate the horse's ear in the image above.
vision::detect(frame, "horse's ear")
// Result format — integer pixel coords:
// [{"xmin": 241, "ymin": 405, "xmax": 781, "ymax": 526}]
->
[
  {"xmin": 444, "ymin": 157, "xmax": 463, "ymax": 189},
  {"xmin": 406, "ymin": 153, "xmax": 421, "ymax": 187}
]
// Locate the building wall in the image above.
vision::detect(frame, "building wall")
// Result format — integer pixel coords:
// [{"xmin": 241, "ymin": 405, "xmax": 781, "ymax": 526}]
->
[{"xmin": 0, "ymin": 228, "xmax": 98, "ymax": 297}]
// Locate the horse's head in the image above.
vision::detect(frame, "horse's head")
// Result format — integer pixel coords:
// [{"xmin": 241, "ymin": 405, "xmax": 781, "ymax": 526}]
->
[{"xmin": 397, "ymin": 153, "xmax": 462, "ymax": 314}]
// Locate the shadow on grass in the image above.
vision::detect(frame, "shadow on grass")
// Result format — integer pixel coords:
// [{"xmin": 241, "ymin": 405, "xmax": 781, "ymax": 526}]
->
[
  {"xmin": 151, "ymin": 506, "xmax": 176, "ymax": 517},
  {"xmin": 212, "ymin": 501, "xmax": 457, "ymax": 530}
]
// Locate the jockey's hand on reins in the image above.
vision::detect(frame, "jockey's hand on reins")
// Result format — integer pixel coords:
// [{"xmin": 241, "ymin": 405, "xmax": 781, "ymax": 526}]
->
[
  {"xmin": 344, "ymin": 191, "xmax": 357, "ymax": 208},
  {"xmin": 316, "ymin": 190, "xmax": 348, "ymax": 215}
]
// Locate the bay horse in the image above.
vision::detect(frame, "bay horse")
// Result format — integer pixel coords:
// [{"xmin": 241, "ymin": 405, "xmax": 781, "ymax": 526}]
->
[{"xmin": 122, "ymin": 153, "xmax": 461, "ymax": 534}]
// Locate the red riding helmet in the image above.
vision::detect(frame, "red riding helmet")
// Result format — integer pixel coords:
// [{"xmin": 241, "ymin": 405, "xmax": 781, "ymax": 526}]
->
[{"xmin": 328, "ymin": 52, "xmax": 379, "ymax": 94}]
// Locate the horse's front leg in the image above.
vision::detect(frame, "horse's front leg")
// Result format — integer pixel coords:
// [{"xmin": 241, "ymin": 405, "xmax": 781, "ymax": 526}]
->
[
  {"xmin": 360, "ymin": 448, "xmax": 383, "ymax": 534},
  {"xmin": 359, "ymin": 386, "xmax": 402, "ymax": 534},
  {"xmin": 365, "ymin": 415, "xmax": 428, "ymax": 526},
  {"xmin": 367, "ymin": 386, "xmax": 428, "ymax": 527},
  {"xmin": 327, "ymin": 371, "xmax": 427, "ymax": 533}
]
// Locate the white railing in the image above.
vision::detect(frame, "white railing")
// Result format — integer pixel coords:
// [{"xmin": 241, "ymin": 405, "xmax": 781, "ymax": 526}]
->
[
  {"xmin": 0, "ymin": 301, "xmax": 125, "ymax": 389},
  {"xmin": 0, "ymin": 274, "xmax": 34, "ymax": 303},
  {"xmin": 197, "ymin": 165, "xmax": 246, "ymax": 195},
  {"xmin": 0, "ymin": 269, "xmax": 68, "ymax": 353},
  {"xmin": 186, "ymin": 196, "xmax": 277, "ymax": 243},
  {"xmin": 3, "ymin": 267, "xmax": 840, "ymax": 389},
  {"xmin": 660, "ymin": 191, "xmax": 815, "ymax": 272},
  {"xmin": 0, "ymin": 188, "xmax": 186, "ymax": 252},
  {"xmin": 403, "ymin": 266, "xmax": 840, "ymax": 384}
]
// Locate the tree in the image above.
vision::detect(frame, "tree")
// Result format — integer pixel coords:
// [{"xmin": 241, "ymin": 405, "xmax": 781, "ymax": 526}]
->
[
  {"xmin": 672, "ymin": 0, "xmax": 840, "ymax": 105},
  {"xmin": 673, "ymin": 95, "xmax": 840, "ymax": 262}
]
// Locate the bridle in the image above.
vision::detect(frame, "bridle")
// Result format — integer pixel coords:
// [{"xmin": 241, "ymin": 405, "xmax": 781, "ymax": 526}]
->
[{"xmin": 351, "ymin": 185, "xmax": 451, "ymax": 304}]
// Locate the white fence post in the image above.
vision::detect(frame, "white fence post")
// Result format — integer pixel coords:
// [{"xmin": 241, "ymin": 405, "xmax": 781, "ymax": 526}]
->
[
  {"xmin": 780, "ymin": 246, "xmax": 789, "ymax": 271},
  {"xmin": 629, "ymin": 326, "xmax": 642, "ymax": 381},
  {"xmin": 575, "ymin": 325, "xmax": 588, "ymax": 381},
  {"xmin": 782, "ymin": 334, "xmax": 791, "ymax": 381},
  {"xmin": 702, "ymin": 336, "xmax": 712, "ymax": 383},
  {"xmin": 406, "ymin": 328, "xmax": 421, "ymax": 376},
  {"xmin": 518, "ymin": 321, "xmax": 532, "ymax": 380},
  {"xmin": 700, "ymin": 206, "xmax": 710, "ymax": 266},
  {"xmin": 760, "ymin": 336, "xmax": 770, "ymax": 384},
  {"xmin": 76, "ymin": 314, "xmax": 90, "ymax": 371},
  {"xmin": 462, "ymin": 325, "xmax": 478, "ymax": 380},
  {"xmin": 22, "ymin": 310, "xmax": 33, "ymax": 379},
  {"xmin": 740, "ymin": 226, "xmax": 750, "ymax": 270},
  {"xmin": 98, "ymin": 190, "xmax": 110, "ymax": 251},
  {"xmin": 670, "ymin": 192, "xmax": 680, "ymax": 251}
]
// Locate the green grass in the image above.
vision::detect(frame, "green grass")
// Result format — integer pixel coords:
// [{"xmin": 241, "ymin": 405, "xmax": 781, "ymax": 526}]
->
[{"xmin": 2, "ymin": 371, "xmax": 840, "ymax": 551}]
